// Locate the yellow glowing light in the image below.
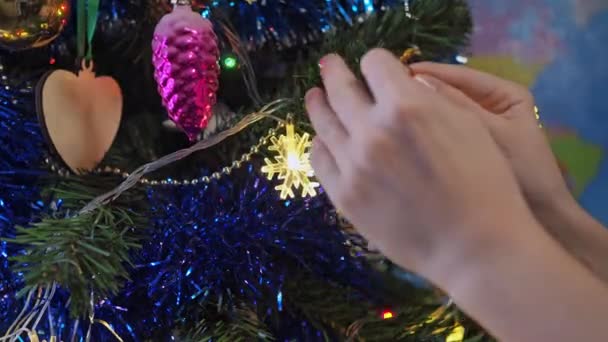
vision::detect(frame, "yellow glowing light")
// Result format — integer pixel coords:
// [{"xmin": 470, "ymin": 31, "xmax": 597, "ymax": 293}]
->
[
  {"xmin": 261, "ymin": 118, "xmax": 319, "ymax": 199},
  {"xmin": 445, "ymin": 324, "xmax": 465, "ymax": 342},
  {"xmin": 382, "ymin": 311, "xmax": 394, "ymax": 320},
  {"xmin": 57, "ymin": 9, "xmax": 63, "ymax": 16}
]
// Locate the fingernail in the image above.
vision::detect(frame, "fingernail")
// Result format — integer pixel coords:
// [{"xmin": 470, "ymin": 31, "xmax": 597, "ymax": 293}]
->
[
  {"xmin": 319, "ymin": 56, "xmax": 328, "ymax": 69},
  {"xmin": 414, "ymin": 75, "xmax": 437, "ymax": 91},
  {"xmin": 319, "ymin": 53, "xmax": 338, "ymax": 70}
]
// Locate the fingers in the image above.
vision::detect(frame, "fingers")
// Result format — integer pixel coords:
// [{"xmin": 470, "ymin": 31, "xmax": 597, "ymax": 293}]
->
[
  {"xmin": 411, "ymin": 62, "xmax": 533, "ymax": 114},
  {"xmin": 306, "ymin": 87, "xmax": 348, "ymax": 148},
  {"xmin": 360, "ymin": 49, "xmax": 418, "ymax": 103},
  {"xmin": 320, "ymin": 54, "xmax": 374, "ymax": 128},
  {"xmin": 310, "ymin": 138, "xmax": 341, "ymax": 199},
  {"xmin": 305, "ymin": 86, "xmax": 344, "ymax": 198}
]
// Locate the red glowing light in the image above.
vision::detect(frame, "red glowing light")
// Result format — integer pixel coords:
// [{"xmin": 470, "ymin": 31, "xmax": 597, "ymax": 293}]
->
[{"xmin": 49, "ymin": 58, "xmax": 56, "ymax": 65}]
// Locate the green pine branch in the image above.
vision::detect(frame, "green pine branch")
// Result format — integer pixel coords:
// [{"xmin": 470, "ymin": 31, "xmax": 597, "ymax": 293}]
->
[
  {"xmin": 6, "ymin": 175, "xmax": 147, "ymax": 317},
  {"xmin": 178, "ymin": 303, "xmax": 275, "ymax": 342},
  {"xmin": 172, "ymin": 266, "xmax": 488, "ymax": 341},
  {"xmin": 245, "ymin": 0, "xmax": 472, "ymax": 139},
  {"xmin": 282, "ymin": 272, "xmax": 487, "ymax": 341}
]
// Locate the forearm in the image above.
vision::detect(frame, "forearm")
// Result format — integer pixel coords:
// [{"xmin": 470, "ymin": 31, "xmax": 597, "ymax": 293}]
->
[
  {"xmin": 431, "ymin": 217, "xmax": 608, "ymax": 342},
  {"xmin": 535, "ymin": 195, "xmax": 608, "ymax": 283}
]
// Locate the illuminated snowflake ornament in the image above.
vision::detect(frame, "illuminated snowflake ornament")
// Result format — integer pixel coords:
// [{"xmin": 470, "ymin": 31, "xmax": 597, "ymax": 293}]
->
[{"xmin": 261, "ymin": 118, "xmax": 319, "ymax": 199}]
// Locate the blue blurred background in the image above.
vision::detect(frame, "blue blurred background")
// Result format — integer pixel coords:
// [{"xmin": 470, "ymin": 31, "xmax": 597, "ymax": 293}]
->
[{"xmin": 468, "ymin": 0, "xmax": 608, "ymax": 224}]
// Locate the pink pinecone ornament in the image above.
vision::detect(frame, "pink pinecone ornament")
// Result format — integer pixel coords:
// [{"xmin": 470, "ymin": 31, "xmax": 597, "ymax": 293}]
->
[{"xmin": 152, "ymin": 1, "xmax": 220, "ymax": 141}]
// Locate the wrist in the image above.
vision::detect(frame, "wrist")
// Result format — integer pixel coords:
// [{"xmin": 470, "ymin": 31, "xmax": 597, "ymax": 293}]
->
[
  {"xmin": 432, "ymin": 218, "xmax": 608, "ymax": 342},
  {"xmin": 423, "ymin": 211, "xmax": 543, "ymax": 290},
  {"xmin": 531, "ymin": 190, "xmax": 591, "ymax": 242},
  {"xmin": 531, "ymin": 189, "xmax": 608, "ymax": 281},
  {"xmin": 528, "ymin": 185, "xmax": 579, "ymax": 225}
]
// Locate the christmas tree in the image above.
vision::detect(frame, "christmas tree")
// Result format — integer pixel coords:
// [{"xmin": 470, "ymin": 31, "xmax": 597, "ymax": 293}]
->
[{"xmin": 0, "ymin": 0, "xmax": 480, "ymax": 340}]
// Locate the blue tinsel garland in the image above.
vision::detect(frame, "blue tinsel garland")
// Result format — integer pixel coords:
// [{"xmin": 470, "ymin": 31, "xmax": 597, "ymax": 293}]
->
[
  {"xmin": 0, "ymin": 166, "xmax": 383, "ymax": 340},
  {"xmin": 80, "ymin": 0, "xmax": 407, "ymax": 56},
  {"xmin": 0, "ymin": 69, "xmax": 47, "ymax": 330},
  {"xmin": 205, "ymin": 0, "xmax": 404, "ymax": 48},
  {"xmin": 92, "ymin": 164, "xmax": 379, "ymax": 340}
]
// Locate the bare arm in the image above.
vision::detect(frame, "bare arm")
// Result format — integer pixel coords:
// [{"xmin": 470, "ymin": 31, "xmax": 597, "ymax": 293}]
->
[
  {"xmin": 535, "ymin": 196, "xmax": 608, "ymax": 283},
  {"xmin": 431, "ymin": 214, "xmax": 608, "ymax": 342}
]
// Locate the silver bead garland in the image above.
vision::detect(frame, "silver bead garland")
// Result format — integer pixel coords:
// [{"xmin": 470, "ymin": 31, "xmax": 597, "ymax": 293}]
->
[{"xmin": 43, "ymin": 122, "xmax": 283, "ymax": 187}]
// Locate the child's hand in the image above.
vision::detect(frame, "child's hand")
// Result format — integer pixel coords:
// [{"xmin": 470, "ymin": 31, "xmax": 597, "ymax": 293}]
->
[
  {"xmin": 305, "ymin": 50, "xmax": 537, "ymax": 284},
  {"xmin": 410, "ymin": 62, "xmax": 571, "ymax": 215}
]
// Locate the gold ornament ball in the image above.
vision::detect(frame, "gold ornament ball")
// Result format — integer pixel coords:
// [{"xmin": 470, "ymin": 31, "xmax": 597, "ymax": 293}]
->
[{"xmin": 0, "ymin": 0, "xmax": 69, "ymax": 52}]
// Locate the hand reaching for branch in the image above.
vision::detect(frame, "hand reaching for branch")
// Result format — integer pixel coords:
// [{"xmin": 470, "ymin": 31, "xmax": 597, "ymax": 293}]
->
[
  {"xmin": 306, "ymin": 49, "xmax": 608, "ymax": 342},
  {"xmin": 306, "ymin": 49, "xmax": 531, "ymax": 280}
]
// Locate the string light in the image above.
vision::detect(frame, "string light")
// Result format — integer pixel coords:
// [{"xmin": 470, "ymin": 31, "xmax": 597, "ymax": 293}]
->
[
  {"xmin": 382, "ymin": 310, "xmax": 394, "ymax": 320},
  {"xmin": 262, "ymin": 115, "xmax": 319, "ymax": 199},
  {"xmin": 222, "ymin": 54, "xmax": 238, "ymax": 70},
  {"xmin": 445, "ymin": 324, "xmax": 465, "ymax": 342}
]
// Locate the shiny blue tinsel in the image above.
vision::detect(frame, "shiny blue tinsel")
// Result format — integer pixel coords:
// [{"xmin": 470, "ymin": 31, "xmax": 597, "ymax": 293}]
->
[
  {"xmin": 207, "ymin": 0, "xmax": 403, "ymax": 48},
  {"xmin": 90, "ymin": 164, "xmax": 380, "ymax": 340},
  {"xmin": 70, "ymin": 0, "xmax": 405, "ymax": 52},
  {"xmin": 0, "ymin": 69, "xmax": 47, "ymax": 330},
  {"xmin": 48, "ymin": 0, "xmax": 406, "ymax": 55}
]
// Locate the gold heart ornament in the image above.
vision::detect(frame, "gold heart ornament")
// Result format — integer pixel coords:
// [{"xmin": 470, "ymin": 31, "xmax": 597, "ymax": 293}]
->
[{"xmin": 37, "ymin": 61, "xmax": 123, "ymax": 173}]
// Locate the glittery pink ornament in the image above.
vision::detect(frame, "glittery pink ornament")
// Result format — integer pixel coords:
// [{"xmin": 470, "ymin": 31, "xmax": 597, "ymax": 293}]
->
[{"xmin": 152, "ymin": 2, "xmax": 220, "ymax": 141}]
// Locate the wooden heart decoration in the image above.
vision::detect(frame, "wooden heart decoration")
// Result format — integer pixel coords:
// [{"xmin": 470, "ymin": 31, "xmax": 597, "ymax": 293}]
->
[{"xmin": 37, "ymin": 61, "xmax": 123, "ymax": 173}]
